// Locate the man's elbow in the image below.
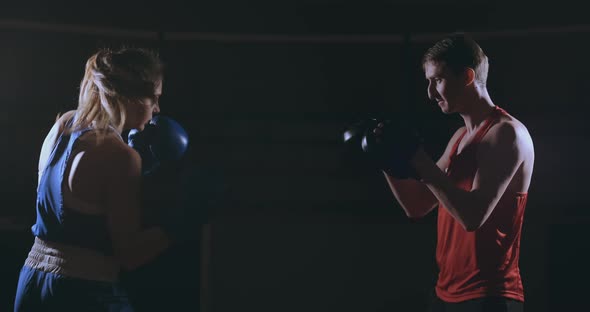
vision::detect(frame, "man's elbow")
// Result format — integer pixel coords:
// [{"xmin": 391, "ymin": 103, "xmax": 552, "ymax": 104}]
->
[
  {"xmin": 405, "ymin": 210, "xmax": 429, "ymax": 220},
  {"xmin": 462, "ymin": 217, "xmax": 485, "ymax": 232},
  {"xmin": 402, "ymin": 204, "xmax": 435, "ymax": 220},
  {"xmin": 463, "ymin": 223, "xmax": 479, "ymax": 232}
]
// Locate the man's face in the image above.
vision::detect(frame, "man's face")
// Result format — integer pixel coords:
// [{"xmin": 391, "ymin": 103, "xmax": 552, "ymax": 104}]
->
[{"xmin": 424, "ymin": 61, "xmax": 467, "ymax": 114}]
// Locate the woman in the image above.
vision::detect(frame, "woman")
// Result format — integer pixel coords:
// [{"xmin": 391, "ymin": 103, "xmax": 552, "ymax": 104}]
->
[{"xmin": 14, "ymin": 48, "xmax": 171, "ymax": 311}]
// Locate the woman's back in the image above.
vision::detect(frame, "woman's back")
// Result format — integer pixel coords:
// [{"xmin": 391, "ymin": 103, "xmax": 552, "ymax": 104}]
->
[{"xmin": 33, "ymin": 111, "xmax": 127, "ymax": 255}]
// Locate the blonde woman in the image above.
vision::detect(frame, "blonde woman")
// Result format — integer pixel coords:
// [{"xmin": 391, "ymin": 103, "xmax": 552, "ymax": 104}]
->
[{"xmin": 14, "ymin": 48, "xmax": 171, "ymax": 311}]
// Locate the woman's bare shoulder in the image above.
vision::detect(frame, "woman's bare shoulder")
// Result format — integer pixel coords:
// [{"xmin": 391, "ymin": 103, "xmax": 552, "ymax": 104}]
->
[{"xmin": 96, "ymin": 133, "xmax": 142, "ymax": 173}]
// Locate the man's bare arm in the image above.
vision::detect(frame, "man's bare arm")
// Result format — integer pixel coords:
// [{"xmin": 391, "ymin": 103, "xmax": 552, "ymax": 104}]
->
[
  {"xmin": 411, "ymin": 122, "xmax": 525, "ymax": 231},
  {"xmin": 383, "ymin": 127, "xmax": 465, "ymax": 218}
]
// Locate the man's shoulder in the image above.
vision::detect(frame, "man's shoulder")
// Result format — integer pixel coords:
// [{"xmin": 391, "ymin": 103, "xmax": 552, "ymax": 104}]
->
[
  {"xmin": 486, "ymin": 117, "xmax": 534, "ymax": 153},
  {"xmin": 498, "ymin": 115, "xmax": 532, "ymax": 138}
]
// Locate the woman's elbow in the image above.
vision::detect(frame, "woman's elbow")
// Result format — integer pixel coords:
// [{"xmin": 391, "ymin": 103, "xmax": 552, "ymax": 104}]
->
[
  {"xmin": 118, "ymin": 253, "xmax": 143, "ymax": 271},
  {"xmin": 113, "ymin": 244, "xmax": 143, "ymax": 271}
]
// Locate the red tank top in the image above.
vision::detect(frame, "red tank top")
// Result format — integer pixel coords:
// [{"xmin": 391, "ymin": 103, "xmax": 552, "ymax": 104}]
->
[{"xmin": 435, "ymin": 106, "xmax": 527, "ymax": 303}]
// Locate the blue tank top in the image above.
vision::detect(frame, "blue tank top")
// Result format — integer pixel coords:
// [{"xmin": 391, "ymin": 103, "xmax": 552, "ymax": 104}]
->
[{"xmin": 32, "ymin": 118, "xmax": 113, "ymax": 255}]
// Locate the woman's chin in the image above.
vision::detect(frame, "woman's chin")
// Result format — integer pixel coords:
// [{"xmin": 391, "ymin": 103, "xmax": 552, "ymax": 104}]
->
[{"xmin": 124, "ymin": 122, "xmax": 144, "ymax": 131}]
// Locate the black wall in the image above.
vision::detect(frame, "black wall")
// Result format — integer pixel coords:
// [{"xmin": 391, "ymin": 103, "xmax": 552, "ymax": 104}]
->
[{"xmin": 0, "ymin": 2, "xmax": 588, "ymax": 311}]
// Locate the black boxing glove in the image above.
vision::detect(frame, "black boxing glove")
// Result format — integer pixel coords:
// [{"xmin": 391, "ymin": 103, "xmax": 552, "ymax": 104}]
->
[{"xmin": 362, "ymin": 118, "xmax": 423, "ymax": 179}]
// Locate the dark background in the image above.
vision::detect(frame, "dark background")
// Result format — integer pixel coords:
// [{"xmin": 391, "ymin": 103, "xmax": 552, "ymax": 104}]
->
[{"xmin": 0, "ymin": 1, "xmax": 588, "ymax": 311}]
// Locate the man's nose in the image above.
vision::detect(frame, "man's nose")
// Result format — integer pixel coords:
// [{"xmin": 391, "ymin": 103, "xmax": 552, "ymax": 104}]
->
[{"xmin": 427, "ymin": 83, "xmax": 436, "ymax": 100}]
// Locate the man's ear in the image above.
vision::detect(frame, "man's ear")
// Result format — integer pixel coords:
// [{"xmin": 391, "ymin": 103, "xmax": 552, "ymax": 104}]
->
[{"xmin": 464, "ymin": 68, "xmax": 476, "ymax": 86}]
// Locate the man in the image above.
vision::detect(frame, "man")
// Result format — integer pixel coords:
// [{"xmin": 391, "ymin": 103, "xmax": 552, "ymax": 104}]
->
[{"xmin": 380, "ymin": 33, "xmax": 535, "ymax": 311}]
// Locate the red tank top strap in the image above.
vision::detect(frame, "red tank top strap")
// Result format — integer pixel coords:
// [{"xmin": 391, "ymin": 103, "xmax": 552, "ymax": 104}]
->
[
  {"xmin": 472, "ymin": 105, "xmax": 504, "ymax": 144},
  {"xmin": 448, "ymin": 106, "xmax": 504, "ymax": 163},
  {"xmin": 449, "ymin": 129, "xmax": 467, "ymax": 159}
]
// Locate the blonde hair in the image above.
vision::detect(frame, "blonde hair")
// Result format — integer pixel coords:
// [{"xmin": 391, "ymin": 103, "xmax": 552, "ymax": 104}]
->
[{"xmin": 68, "ymin": 48, "xmax": 163, "ymax": 141}]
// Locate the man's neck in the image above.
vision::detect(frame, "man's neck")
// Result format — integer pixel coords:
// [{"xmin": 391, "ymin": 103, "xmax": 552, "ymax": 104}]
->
[{"xmin": 459, "ymin": 88, "xmax": 496, "ymax": 133}]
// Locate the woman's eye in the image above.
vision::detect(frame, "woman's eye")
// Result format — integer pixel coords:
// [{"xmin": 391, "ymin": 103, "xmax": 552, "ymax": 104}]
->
[{"xmin": 151, "ymin": 96, "xmax": 160, "ymax": 106}]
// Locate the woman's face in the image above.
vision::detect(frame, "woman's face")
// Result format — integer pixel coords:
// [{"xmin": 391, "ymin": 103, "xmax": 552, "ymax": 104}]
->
[{"xmin": 126, "ymin": 80, "xmax": 162, "ymax": 131}]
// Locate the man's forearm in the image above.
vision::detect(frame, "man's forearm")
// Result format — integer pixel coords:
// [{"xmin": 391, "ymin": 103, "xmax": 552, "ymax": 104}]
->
[
  {"xmin": 383, "ymin": 172, "xmax": 438, "ymax": 218},
  {"xmin": 411, "ymin": 149, "xmax": 483, "ymax": 230}
]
